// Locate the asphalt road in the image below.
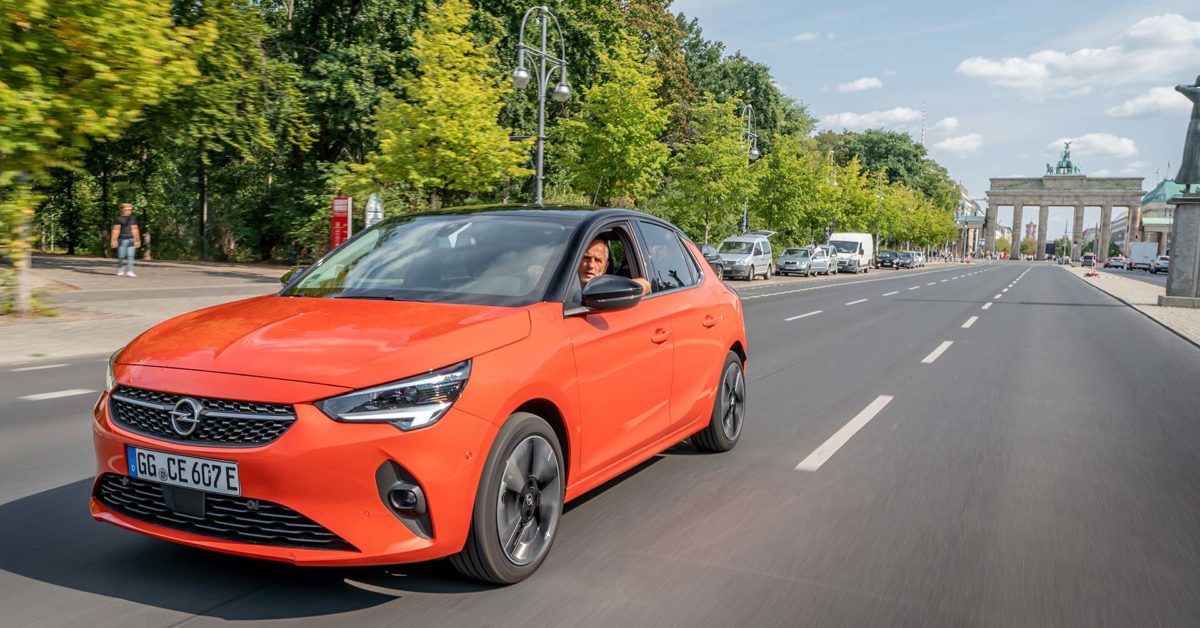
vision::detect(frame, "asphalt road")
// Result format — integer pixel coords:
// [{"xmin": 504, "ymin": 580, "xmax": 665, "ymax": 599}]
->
[{"xmin": 4, "ymin": 262, "xmax": 1200, "ymax": 627}]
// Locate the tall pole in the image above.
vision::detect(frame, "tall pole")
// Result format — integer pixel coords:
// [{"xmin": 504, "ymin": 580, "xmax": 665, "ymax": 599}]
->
[
  {"xmin": 512, "ymin": 6, "xmax": 570, "ymax": 207},
  {"xmin": 740, "ymin": 104, "xmax": 759, "ymax": 233}
]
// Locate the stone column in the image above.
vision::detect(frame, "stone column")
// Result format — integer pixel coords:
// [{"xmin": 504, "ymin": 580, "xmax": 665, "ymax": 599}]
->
[
  {"xmin": 1160, "ymin": 195, "xmax": 1200, "ymax": 308},
  {"xmin": 985, "ymin": 202, "xmax": 998, "ymax": 255},
  {"xmin": 1037, "ymin": 205, "xmax": 1049, "ymax": 260},
  {"xmin": 1126, "ymin": 204, "xmax": 1142, "ymax": 256},
  {"xmin": 1012, "ymin": 205, "xmax": 1024, "ymax": 259},
  {"xmin": 1072, "ymin": 205, "xmax": 1085, "ymax": 261},
  {"xmin": 1099, "ymin": 204, "xmax": 1112, "ymax": 260}
]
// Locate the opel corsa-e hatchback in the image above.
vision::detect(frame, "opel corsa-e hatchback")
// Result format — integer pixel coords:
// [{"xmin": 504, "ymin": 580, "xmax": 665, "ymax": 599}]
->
[{"xmin": 92, "ymin": 206, "xmax": 748, "ymax": 584}]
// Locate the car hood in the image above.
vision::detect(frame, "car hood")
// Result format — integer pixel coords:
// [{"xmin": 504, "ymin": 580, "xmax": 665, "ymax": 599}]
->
[
  {"xmin": 119, "ymin": 295, "xmax": 532, "ymax": 390},
  {"xmin": 718, "ymin": 253, "xmax": 751, "ymax": 262}
]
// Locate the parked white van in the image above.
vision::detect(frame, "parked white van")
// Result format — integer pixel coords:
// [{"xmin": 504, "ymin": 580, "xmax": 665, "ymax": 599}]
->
[
  {"xmin": 717, "ymin": 230, "xmax": 775, "ymax": 280},
  {"xmin": 828, "ymin": 232, "xmax": 874, "ymax": 274}
]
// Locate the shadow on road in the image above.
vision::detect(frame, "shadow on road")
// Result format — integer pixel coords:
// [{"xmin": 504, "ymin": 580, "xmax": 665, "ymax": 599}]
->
[{"xmin": 0, "ymin": 455, "xmax": 671, "ymax": 617}]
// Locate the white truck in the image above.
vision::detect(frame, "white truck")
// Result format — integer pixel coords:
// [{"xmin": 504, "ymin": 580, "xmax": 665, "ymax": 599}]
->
[
  {"xmin": 827, "ymin": 232, "xmax": 874, "ymax": 274},
  {"xmin": 1128, "ymin": 242, "xmax": 1157, "ymax": 271}
]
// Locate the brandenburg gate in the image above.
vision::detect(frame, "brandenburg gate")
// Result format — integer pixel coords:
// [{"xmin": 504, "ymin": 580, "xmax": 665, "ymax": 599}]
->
[{"xmin": 986, "ymin": 143, "xmax": 1144, "ymax": 260}]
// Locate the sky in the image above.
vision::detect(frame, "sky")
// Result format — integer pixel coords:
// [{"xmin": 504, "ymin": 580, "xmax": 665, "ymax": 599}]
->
[{"xmin": 672, "ymin": 0, "xmax": 1200, "ymax": 236}]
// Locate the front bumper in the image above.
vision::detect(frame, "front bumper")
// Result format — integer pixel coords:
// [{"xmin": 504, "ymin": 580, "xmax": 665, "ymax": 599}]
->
[{"xmin": 91, "ymin": 375, "xmax": 495, "ymax": 567}]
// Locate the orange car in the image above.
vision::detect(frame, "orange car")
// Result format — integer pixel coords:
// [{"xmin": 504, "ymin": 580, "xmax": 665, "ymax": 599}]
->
[{"xmin": 92, "ymin": 206, "xmax": 748, "ymax": 583}]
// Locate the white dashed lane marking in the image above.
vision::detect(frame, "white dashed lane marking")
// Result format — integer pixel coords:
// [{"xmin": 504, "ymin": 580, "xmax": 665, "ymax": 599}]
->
[
  {"xmin": 796, "ymin": 395, "xmax": 894, "ymax": 472},
  {"xmin": 20, "ymin": 389, "xmax": 96, "ymax": 401},
  {"xmin": 921, "ymin": 341, "xmax": 954, "ymax": 364},
  {"xmin": 785, "ymin": 310, "xmax": 823, "ymax": 322}
]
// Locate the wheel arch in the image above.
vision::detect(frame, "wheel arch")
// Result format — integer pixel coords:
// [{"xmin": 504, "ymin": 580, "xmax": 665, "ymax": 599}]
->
[{"xmin": 512, "ymin": 398, "xmax": 571, "ymax": 484}]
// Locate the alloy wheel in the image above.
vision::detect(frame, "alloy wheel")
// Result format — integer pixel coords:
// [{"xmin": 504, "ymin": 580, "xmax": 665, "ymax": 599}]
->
[
  {"xmin": 720, "ymin": 362, "xmax": 745, "ymax": 441},
  {"xmin": 495, "ymin": 435, "xmax": 562, "ymax": 566}
]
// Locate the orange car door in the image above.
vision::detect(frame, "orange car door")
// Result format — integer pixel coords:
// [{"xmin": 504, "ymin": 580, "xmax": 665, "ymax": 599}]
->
[
  {"xmin": 566, "ymin": 297, "xmax": 674, "ymax": 478},
  {"xmin": 636, "ymin": 222, "xmax": 724, "ymax": 433}
]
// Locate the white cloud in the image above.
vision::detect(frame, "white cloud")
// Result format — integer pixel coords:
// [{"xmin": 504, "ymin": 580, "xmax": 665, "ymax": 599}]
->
[
  {"xmin": 956, "ymin": 13, "xmax": 1200, "ymax": 100},
  {"xmin": 819, "ymin": 107, "xmax": 922, "ymax": 130},
  {"xmin": 1105, "ymin": 86, "xmax": 1193, "ymax": 117},
  {"xmin": 1048, "ymin": 133, "xmax": 1139, "ymax": 158},
  {"xmin": 1092, "ymin": 169, "xmax": 1113, "ymax": 176},
  {"xmin": 837, "ymin": 77, "xmax": 883, "ymax": 92},
  {"xmin": 791, "ymin": 32, "xmax": 834, "ymax": 43},
  {"xmin": 933, "ymin": 117, "xmax": 960, "ymax": 133},
  {"xmin": 1120, "ymin": 160, "xmax": 1152, "ymax": 175},
  {"xmin": 933, "ymin": 133, "xmax": 984, "ymax": 157}
]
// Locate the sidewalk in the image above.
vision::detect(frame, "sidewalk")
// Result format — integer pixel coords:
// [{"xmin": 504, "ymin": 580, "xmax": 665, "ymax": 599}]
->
[
  {"xmin": 1063, "ymin": 264, "xmax": 1200, "ymax": 347},
  {"xmin": 0, "ymin": 255, "xmax": 285, "ymax": 365}
]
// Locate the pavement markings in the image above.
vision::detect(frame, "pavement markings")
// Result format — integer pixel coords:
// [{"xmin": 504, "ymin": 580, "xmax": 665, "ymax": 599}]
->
[
  {"xmin": 921, "ymin": 341, "xmax": 954, "ymax": 364},
  {"xmin": 940, "ymin": 279, "xmax": 948, "ymax": 283},
  {"xmin": 982, "ymin": 302, "xmax": 993, "ymax": 310},
  {"xmin": 9, "ymin": 363, "xmax": 67, "ymax": 372},
  {"xmin": 845, "ymin": 299, "xmax": 868, "ymax": 306},
  {"xmin": 20, "ymin": 389, "xmax": 96, "ymax": 401},
  {"xmin": 785, "ymin": 310, "xmax": 823, "ymax": 321},
  {"xmin": 926, "ymin": 282, "xmax": 937, "ymax": 286},
  {"xmin": 908, "ymin": 286, "xmax": 920, "ymax": 290},
  {"xmin": 962, "ymin": 316, "xmax": 979, "ymax": 329},
  {"xmin": 994, "ymin": 293, "xmax": 1003, "ymax": 299},
  {"xmin": 795, "ymin": 395, "xmax": 894, "ymax": 472},
  {"xmin": 883, "ymin": 291, "xmax": 899, "ymax": 296},
  {"xmin": 1002, "ymin": 288, "xmax": 1009, "ymax": 293}
]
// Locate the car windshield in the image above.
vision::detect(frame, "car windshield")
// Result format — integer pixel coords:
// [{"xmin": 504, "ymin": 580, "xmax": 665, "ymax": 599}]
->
[
  {"xmin": 879, "ymin": 251, "xmax": 896, "ymax": 259},
  {"xmin": 719, "ymin": 241, "xmax": 754, "ymax": 254},
  {"xmin": 900, "ymin": 253, "xmax": 912, "ymax": 259},
  {"xmin": 829, "ymin": 240, "xmax": 860, "ymax": 254},
  {"xmin": 281, "ymin": 214, "xmax": 571, "ymax": 306},
  {"xmin": 783, "ymin": 248, "xmax": 808, "ymax": 257}
]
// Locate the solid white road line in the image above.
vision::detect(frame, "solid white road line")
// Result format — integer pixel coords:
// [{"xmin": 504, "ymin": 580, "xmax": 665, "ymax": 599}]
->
[
  {"xmin": 845, "ymin": 299, "xmax": 868, "ymax": 306},
  {"xmin": 962, "ymin": 316, "xmax": 979, "ymax": 329},
  {"xmin": 921, "ymin": 341, "xmax": 954, "ymax": 364},
  {"xmin": 20, "ymin": 389, "xmax": 95, "ymax": 401},
  {"xmin": 785, "ymin": 310, "xmax": 823, "ymax": 321},
  {"xmin": 796, "ymin": 395, "xmax": 895, "ymax": 472},
  {"xmin": 883, "ymin": 291, "xmax": 899, "ymax": 296},
  {"xmin": 9, "ymin": 363, "xmax": 67, "ymax": 372},
  {"xmin": 982, "ymin": 302, "xmax": 993, "ymax": 310}
]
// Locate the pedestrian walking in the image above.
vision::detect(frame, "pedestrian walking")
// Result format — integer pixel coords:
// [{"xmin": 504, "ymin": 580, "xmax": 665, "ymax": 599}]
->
[{"xmin": 111, "ymin": 203, "xmax": 140, "ymax": 277}]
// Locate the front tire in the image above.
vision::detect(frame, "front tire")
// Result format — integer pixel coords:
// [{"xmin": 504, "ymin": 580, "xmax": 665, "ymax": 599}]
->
[
  {"xmin": 450, "ymin": 412, "xmax": 564, "ymax": 585},
  {"xmin": 693, "ymin": 352, "xmax": 746, "ymax": 453}
]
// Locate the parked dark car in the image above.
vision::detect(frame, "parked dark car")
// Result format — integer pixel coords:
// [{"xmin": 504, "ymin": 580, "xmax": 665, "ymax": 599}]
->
[
  {"xmin": 700, "ymin": 244, "xmax": 725, "ymax": 280},
  {"xmin": 896, "ymin": 252, "xmax": 916, "ymax": 269},
  {"xmin": 877, "ymin": 250, "xmax": 899, "ymax": 269}
]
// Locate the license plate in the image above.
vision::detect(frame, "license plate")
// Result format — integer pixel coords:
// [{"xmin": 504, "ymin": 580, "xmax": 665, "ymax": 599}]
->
[{"xmin": 126, "ymin": 445, "xmax": 241, "ymax": 496}]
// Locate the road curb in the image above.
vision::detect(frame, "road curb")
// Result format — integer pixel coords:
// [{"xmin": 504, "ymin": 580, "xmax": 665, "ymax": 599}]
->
[{"xmin": 1064, "ymin": 266, "xmax": 1200, "ymax": 351}]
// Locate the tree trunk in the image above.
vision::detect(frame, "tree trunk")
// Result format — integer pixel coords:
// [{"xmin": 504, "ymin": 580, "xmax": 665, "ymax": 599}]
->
[
  {"xmin": 99, "ymin": 152, "xmax": 109, "ymax": 257},
  {"xmin": 9, "ymin": 177, "xmax": 33, "ymax": 315},
  {"xmin": 66, "ymin": 171, "xmax": 76, "ymax": 255}
]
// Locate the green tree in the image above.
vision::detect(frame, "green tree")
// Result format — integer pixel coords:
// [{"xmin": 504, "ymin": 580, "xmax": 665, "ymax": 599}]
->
[
  {"xmin": 1020, "ymin": 237, "xmax": 1036, "ymax": 256},
  {"xmin": 996, "ymin": 237, "xmax": 1011, "ymax": 254},
  {"xmin": 559, "ymin": 36, "xmax": 669, "ymax": 207},
  {"xmin": 752, "ymin": 135, "xmax": 833, "ymax": 247},
  {"xmin": 658, "ymin": 97, "xmax": 754, "ymax": 243},
  {"xmin": 346, "ymin": 0, "xmax": 532, "ymax": 209},
  {"xmin": 1, "ymin": 0, "xmax": 200, "ymax": 313}
]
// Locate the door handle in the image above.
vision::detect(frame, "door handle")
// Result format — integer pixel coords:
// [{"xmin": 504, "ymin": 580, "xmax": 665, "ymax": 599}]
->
[
  {"xmin": 702, "ymin": 315, "xmax": 718, "ymax": 328},
  {"xmin": 651, "ymin": 329, "xmax": 671, "ymax": 344}
]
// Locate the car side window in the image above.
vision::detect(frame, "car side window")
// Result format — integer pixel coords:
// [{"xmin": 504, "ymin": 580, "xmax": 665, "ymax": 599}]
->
[
  {"xmin": 752, "ymin": 243, "xmax": 762, "ymax": 256},
  {"xmin": 638, "ymin": 221, "xmax": 697, "ymax": 293}
]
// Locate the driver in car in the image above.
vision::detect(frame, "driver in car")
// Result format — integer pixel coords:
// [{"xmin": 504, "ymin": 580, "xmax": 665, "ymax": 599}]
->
[{"xmin": 577, "ymin": 237, "xmax": 650, "ymax": 294}]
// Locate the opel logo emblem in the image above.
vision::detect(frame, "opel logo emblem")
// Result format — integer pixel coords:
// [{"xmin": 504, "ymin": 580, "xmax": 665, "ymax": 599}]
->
[
  {"xmin": 170, "ymin": 398, "xmax": 203, "ymax": 437},
  {"xmin": 524, "ymin": 493, "xmax": 534, "ymax": 507}
]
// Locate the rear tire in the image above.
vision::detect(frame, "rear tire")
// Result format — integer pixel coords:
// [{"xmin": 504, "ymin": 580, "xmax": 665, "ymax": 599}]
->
[
  {"xmin": 450, "ymin": 412, "xmax": 564, "ymax": 585},
  {"xmin": 692, "ymin": 352, "xmax": 746, "ymax": 453}
]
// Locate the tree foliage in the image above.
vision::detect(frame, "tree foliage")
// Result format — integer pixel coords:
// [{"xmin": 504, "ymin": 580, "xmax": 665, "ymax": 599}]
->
[{"xmin": 559, "ymin": 36, "xmax": 669, "ymax": 207}]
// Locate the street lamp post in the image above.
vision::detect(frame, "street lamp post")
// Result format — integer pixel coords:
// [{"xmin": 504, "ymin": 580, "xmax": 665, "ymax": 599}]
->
[
  {"xmin": 739, "ymin": 104, "xmax": 760, "ymax": 233},
  {"xmin": 512, "ymin": 6, "xmax": 571, "ymax": 206}
]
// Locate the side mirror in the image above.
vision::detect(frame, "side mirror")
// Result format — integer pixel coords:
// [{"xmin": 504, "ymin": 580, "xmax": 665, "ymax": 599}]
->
[
  {"xmin": 581, "ymin": 275, "xmax": 644, "ymax": 312},
  {"xmin": 280, "ymin": 265, "xmax": 306, "ymax": 286}
]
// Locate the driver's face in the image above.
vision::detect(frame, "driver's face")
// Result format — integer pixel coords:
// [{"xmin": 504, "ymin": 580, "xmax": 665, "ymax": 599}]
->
[{"xmin": 578, "ymin": 240, "xmax": 609, "ymax": 286}]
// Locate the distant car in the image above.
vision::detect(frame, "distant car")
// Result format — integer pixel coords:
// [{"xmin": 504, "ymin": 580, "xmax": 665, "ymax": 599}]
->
[
  {"xmin": 700, "ymin": 244, "xmax": 725, "ymax": 280},
  {"xmin": 897, "ymin": 252, "xmax": 916, "ymax": 269},
  {"xmin": 1152, "ymin": 255, "xmax": 1170, "ymax": 274},
  {"xmin": 877, "ymin": 250, "xmax": 899, "ymax": 269},
  {"xmin": 718, "ymin": 231, "xmax": 775, "ymax": 281},
  {"xmin": 1104, "ymin": 256, "xmax": 1126, "ymax": 269},
  {"xmin": 1081, "ymin": 256, "xmax": 1095, "ymax": 268}
]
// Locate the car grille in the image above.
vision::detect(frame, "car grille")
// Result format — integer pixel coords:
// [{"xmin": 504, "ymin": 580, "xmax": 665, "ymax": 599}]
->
[
  {"xmin": 94, "ymin": 473, "xmax": 356, "ymax": 551},
  {"xmin": 109, "ymin": 386, "xmax": 296, "ymax": 447}
]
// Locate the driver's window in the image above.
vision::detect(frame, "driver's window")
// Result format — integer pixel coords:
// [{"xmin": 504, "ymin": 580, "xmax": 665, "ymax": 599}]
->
[{"xmin": 752, "ymin": 244, "xmax": 763, "ymax": 256}]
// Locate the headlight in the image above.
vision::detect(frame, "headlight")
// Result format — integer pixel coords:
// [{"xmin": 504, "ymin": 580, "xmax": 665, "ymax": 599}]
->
[
  {"xmin": 105, "ymin": 349, "xmax": 121, "ymax": 392},
  {"xmin": 316, "ymin": 360, "xmax": 471, "ymax": 431}
]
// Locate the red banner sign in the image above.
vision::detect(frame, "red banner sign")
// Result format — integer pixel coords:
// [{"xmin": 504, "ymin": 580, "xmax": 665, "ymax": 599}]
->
[{"xmin": 331, "ymin": 197, "xmax": 351, "ymax": 248}]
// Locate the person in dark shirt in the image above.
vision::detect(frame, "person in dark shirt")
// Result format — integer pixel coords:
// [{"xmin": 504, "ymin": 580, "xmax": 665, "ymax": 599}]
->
[{"xmin": 110, "ymin": 203, "xmax": 141, "ymax": 277}]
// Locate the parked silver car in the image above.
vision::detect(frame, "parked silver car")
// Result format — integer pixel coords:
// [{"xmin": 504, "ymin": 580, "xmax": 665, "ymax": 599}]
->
[
  {"xmin": 1152, "ymin": 255, "xmax": 1170, "ymax": 274},
  {"xmin": 777, "ymin": 246, "xmax": 834, "ymax": 276},
  {"xmin": 718, "ymin": 231, "xmax": 775, "ymax": 280}
]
